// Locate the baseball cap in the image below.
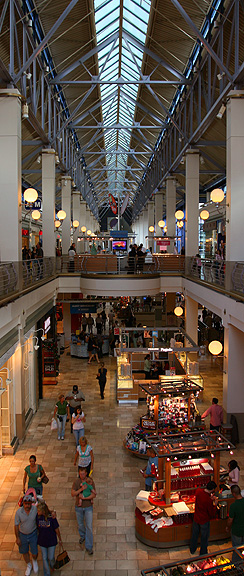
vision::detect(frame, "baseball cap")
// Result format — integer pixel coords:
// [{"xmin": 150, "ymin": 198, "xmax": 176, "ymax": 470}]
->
[
  {"xmin": 73, "ymin": 385, "xmax": 78, "ymax": 392},
  {"xmin": 23, "ymin": 494, "xmax": 33, "ymax": 502}
]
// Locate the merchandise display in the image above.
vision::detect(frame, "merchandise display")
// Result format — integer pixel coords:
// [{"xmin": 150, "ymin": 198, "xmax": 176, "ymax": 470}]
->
[
  {"xmin": 124, "ymin": 378, "xmax": 204, "ymax": 458},
  {"xmin": 135, "ymin": 430, "xmax": 235, "ymax": 548},
  {"xmin": 141, "ymin": 546, "xmax": 244, "ymax": 575}
]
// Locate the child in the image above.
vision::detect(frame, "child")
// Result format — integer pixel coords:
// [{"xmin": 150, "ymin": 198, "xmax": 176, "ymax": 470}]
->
[{"xmin": 78, "ymin": 481, "xmax": 96, "ymax": 506}]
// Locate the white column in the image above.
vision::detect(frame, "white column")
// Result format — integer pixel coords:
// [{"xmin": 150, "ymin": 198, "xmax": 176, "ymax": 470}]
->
[
  {"xmin": 226, "ymin": 91, "xmax": 244, "ymax": 261},
  {"xmin": 223, "ymin": 325, "xmax": 244, "ymax": 440},
  {"xmin": 14, "ymin": 329, "xmax": 25, "ymax": 440},
  {"xmin": 155, "ymin": 191, "xmax": 163, "ymax": 253},
  {"xmin": 148, "ymin": 201, "xmax": 155, "ymax": 251},
  {"xmin": 61, "ymin": 175, "xmax": 71, "ymax": 254},
  {"xmin": 73, "ymin": 191, "xmax": 80, "ymax": 247},
  {"xmin": 143, "ymin": 209, "xmax": 148, "ymax": 248},
  {"xmin": 166, "ymin": 177, "xmax": 176, "ymax": 253},
  {"xmin": 0, "ymin": 89, "xmax": 22, "ymax": 262},
  {"xmin": 42, "ymin": 149, "xmax": 56, "ymax": 258},
  {"xmin": 185, "ymin": 150, "xmax": 199, "ymax": 257},
  {"xmin": 185, "ymin": 296, "xmax": 198, "ymax": 345}
]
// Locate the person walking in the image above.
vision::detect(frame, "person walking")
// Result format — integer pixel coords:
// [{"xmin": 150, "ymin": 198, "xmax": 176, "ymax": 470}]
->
[
  {"xmin": 71, "ymin": 466, "xmax": 96, "ymax": 555},
  {"xmin": 226, "ymin": 485, "xmax": 244, "ymax": 563},
  {"xmin": 66, "ymin": 384, "xmax": 85, "ymax": 432},
  {"xmin": 97, "ymin": 362, "xmax": 107, "ymax": 399},
  {"xmin": 14, "ymin": 494, "xmax": 39, "ymax": 576},
  {"xmin": 190, "ymin": 480, "xmax": 218, "ymax": 556},
  {"xmin": 88, "ymin": 337, "xmax": 99, "ymax": 364},
  {"xmin": 87, "ymin": 313, "xmax": 94, "ymax": 334},
  {"xmin": 23, "ymin": 455, "xmax": 47, "ymax": 497},
  {"xmin": 74, "ymin": 436, "xmax": 94, "ymax": 476},
  {"xmin": 201, "ymin": 397, "xmax": 223, "ymax": 431},
  {"xmin": 72, "ymin": 407, "xmax": 86, "ymax": 446},
  {"xmin": 36, "ymin": 501, "xmax": 63, "ymax": 576},
  {"xmin": 53, "ymin": 394, "xmax": 70, "ymax": 440}
]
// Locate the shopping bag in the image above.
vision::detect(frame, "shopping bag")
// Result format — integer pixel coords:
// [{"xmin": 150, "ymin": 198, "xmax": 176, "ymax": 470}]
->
[
  {"xmin": 54, "ymin": 545, "xmax": 70, "ymax": 569},
  {"xmin": 51, "ymin": 418, "xmax": 58, "ymax": 430}
]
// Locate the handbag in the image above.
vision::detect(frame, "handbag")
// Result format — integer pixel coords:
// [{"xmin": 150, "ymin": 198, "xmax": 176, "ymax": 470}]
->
[
  {"xmin": 54, "ymin": 545, "xmax": 70, "ymax": 569},
  {"xmin": 42, "ymin": 474, "xmax": 49, "ymax": 484}
]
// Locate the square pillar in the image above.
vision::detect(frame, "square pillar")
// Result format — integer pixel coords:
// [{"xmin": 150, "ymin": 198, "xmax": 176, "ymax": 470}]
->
[
  {"xmin": 61, "ymin": 175, "xmax": 71, "ymax": 254},
  {"xmin": 185, "ymin": 150, "xmax": 199, "ymax": 257},
  {"xmin": 0, "ymin": 89, "xmax": 22, "ymax": 262},
  {"xmin": 42, "ymin": 149, "xmax": 56, "ymax": 258},
  {"xmin": 166, "ymin": 177, "xmax": 176, "ymax": 253}
]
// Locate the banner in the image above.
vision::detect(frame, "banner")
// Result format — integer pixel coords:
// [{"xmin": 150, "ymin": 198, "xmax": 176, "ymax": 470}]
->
[
  {"xmin": 108, "ymin": 193, "xmax": 117, "ymax": 214},
  {"xmin": 120, "ymin": 193, "xmax": 129, "ymax": 215}
]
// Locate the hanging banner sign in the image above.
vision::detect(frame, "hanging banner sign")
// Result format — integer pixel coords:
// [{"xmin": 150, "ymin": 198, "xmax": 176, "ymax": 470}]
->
[
  {"xmin": 24, "ymin": 198, "xmax": 42, "ymax": 211},
  {"xmin": 156, "ymin": 240, "xmax": 170, "ymax": 246},
  {"xmin": 108, "ymin": 193, "xmax": 117, "ymax": 214},
  {"xmin": 120, "ymin": 193, "xmax": 129, "ymax": 215}
]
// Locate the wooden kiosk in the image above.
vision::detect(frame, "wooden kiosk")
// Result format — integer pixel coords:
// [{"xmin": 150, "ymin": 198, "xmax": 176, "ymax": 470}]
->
[{"xmin": 135, "ymin": 430, "xmax": 235, "ymax": 548}]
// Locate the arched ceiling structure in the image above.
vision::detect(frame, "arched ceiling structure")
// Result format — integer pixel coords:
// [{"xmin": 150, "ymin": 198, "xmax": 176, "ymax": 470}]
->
[{"xmin": 0, "ymin": 0, "xmax": 243, "ymax": 223}]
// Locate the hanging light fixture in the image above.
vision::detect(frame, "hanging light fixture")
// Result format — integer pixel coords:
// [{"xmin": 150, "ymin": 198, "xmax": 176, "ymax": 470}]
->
[
  {"xmin": 57, "ymin": 210, "xmax": 66, "ymax": 220},
  {"xmin": 175, "ymin": 210, "xmax": 184, "ymax": 220},
  {"xmin": 32, "ymin": 210, "xmax": 41, "ymax": 220},
  {"xmin": 24, "ymin": 188, "xmax": 38, "ymax": 203},
  {"xmin": 81, "ymin": 226, "xmax": 87, "ymax": 233},
  {"xmin": 55, "ymin": 220, "xmax": 61, "ymax": 228},
  {"xmin": 211, "ymin": 188, "xmax": 224, "ymax": 203},
  {"xmin": 164, "ymin": 226, "xmax": 167, "ymax": 233},
  {"xmin": 158, "ymin": 220, "xmax": 165, "ymax": 228},
  {"xmin": 208, "ymin": 340, "xmax": 223, "ymax": 355},
  {"xmin": 177, "ymin": 220, "xmax": 184, "ymax": 228},
  {"xmin": 148, "ymin": 225, "xmax": 155, "ymax": 233},
  {"xmin": 174, "ymin": 306, "xmax": 184, "ymax": 317},
  {"xmin": 200, "ymin": 209, "xmax": 209, "ymax": 220},
  {"xmin": 87, "ymin": 230, "xmax": 92, "ymax": 235},
  {"xmin": 73, "ymin": 220, "xmax": 79, "ymax": 228}
]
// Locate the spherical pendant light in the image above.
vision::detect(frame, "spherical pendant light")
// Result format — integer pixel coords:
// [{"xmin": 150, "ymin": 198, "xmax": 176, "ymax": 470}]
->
[
  {"xmin": 57, "ymin": 210, "xmax": 66, "ymax": 220},
  {"xmin": 24, "ymin": 188, "xmax": 38, "ymax": 203},
  {"xmin": 87, "ymin": 230, "xmax": 92, "ymax": 235},
  {"xmin": 149, "ymin": 225, "xmax": 155, "ymax": 233},
  {"xmin": 73, "ymin": 220, "xmax": 79, "ymax": 228},
  {"xmin": 81, "ymin": 226, "xmax": 87, "ymax": 233},
  {"xmin": 210, "ymin": 188, "xmax": 224, "ymax": 203},
  {"xmin": 200, "ymin": 209, "xmax": 209, "ymax": 220},
  {"xmin": 174, "ymin": 306, "xmax": 184, "ymax": 317},
  {"xmin": 177, "ymin": 220, "xmax": 184, "ymax": 228},
  {"xmin": 32, "ymin": 210, "xmax": 41, "ymax": 220},
  {"xmin": 158, "ymin": 220, "xmax": 165, "ymax": 228},
  {"xmin": 175, "ymin": 210, "xmax": 184, "ymax": 220},
  {"xmin": 208, "ymin": 340, "xmax": 223, "ymax": 355},
  {"xmin": 55, "ymin": 220, "xmax": 61, "ymax": 228}
]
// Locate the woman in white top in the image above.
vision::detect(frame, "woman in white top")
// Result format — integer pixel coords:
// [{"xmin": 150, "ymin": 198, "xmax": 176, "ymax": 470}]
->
[
  {"xmin": 228, "ymin": 460, "xmax": 240, "ymax": 486},
  {"xmin": 72, "ymin": 407, "xmax": 86, "ymax": 446},
  {"xmin": 74, "ymin": 436, "xmax": 94, "ymax": 476}
]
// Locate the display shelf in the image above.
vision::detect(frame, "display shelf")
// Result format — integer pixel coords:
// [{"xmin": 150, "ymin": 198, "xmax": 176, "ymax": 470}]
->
[{"xmin": 140, "ymin": 546, "xmax": 244, "ymax": 575}]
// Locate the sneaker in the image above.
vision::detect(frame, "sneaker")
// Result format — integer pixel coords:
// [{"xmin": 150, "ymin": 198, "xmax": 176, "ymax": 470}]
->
[
  {"xmin": 25, "ymin": 563, "xmax": 32, "ymax": 576},
  {"xmin": 79, "ymin": 537, "xmax": 85, "ymax": 544},
  {"xmin": 57, "ymin": 436, "xmax": 61, "ymax": 440},
  {"xmin": 32, "ymin": 559, "xmax": 38, "ymax": 574},
  {"xmin": 86, "ymin": 549, "xmax": 93, "ymax": 555},
  {"xmin": 61, "ymin": 437, "xmax": 64, "ymax": 440}
]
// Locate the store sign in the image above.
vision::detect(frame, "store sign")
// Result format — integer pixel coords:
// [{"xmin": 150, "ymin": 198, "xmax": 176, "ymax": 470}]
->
[
  {"xmin": 203, "ymin": 220, "xmax": 217, "ymax": 232},
  {"xmin": 22, "ymin": 229, "xmax": 29, "ymax": 236},
  {"xmin": 25, "ymin": 198, "xmax": 42, "ymax": 210},
  {"xmin": 108, "ymin": 193, "xmax": 117, "ymax": 214},
  {"xmin": 156, "ymin": 240, "xmax": 170, "ymax": 246},
  {"xmin": 70, "ymin": 303, "xmax": 97, "ymax": 314},
  {"xmin": 44, "ymin": 317, "xmax": 51, "ymax": 334}
]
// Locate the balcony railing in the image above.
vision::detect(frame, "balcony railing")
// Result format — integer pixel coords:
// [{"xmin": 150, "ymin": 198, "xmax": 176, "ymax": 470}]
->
[{"xmin": 0, "ymin": 255, "xmax": 243, "ymax": 307}]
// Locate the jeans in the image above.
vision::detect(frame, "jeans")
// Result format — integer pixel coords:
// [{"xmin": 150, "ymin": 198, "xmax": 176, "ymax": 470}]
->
[
  {"xmin": 40, "ymin": 545, "xmax": 56, "ymax": 576},
  {"xmin": 190, "ymin": 520, "xmax": 210, "ymax": 555},
  {"xmin": 57, "ymin": 414, "xmax": 67, "ymax": 439},
  {"xmin": 99, "ymin": 381, "xmax": 106, "ymax": 399},
  {"xmin": 231, "ymin": 533, "xmax": 244, "ymax": 563},
  {"xmin": 75, "ymin": 505, "xmax": 93, "ymax": 550},
  {"xmin": 73, "ymin": 428, "xmax": 84, "ymax": 445}
]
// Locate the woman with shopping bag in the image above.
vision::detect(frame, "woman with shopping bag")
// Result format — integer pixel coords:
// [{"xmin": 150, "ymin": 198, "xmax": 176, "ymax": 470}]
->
[{"xmin": 36, "ymin": 502, "xmax": 67, "ymax": 576}]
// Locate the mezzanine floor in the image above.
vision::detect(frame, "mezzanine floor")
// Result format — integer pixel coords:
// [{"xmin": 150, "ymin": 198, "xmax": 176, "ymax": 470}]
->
[{"xmin": 0, "ymin": 351, "xmax": 244, "ymax": 576}]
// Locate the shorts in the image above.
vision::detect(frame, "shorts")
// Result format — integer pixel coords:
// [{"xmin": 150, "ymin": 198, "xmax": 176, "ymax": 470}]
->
[{"xmin": 19, "ymin": 529, "xmax": 38, "ymax": 555}]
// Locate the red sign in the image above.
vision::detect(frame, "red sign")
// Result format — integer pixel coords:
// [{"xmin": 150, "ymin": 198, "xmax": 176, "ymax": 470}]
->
[
  {"xmin": 156, "ymin": 240, "xmax": 170, "ymax": 246},
  {"xmin": 108, "ymin": 193, "xmax": 117, "ymax": 215},
  {"xmin": 22, "ymin": 229, "xmax": 29, "ymax": 236}
]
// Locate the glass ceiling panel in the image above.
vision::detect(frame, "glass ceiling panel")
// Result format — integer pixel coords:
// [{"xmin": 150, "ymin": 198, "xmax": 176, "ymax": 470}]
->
[{"xmin": 94, "ymin": 0, "xmax": 150, "ymax": 203}]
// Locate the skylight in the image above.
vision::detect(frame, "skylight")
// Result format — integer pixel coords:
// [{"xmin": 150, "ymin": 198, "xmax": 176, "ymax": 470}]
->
[{"xmin": 94, "ymin": 0, "xmax": 151, "ymax": 207}]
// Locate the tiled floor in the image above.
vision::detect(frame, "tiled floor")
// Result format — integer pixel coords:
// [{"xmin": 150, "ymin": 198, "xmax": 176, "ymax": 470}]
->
[{"xmin": 1, "ymin": 349, "xmax": 244, "ymax": 576}]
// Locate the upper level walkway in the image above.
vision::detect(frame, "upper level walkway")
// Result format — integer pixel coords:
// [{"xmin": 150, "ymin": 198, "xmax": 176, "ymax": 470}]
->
[{"xmin": 0, "ymin": 254, "xmax": 243, "ymax": 307}]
